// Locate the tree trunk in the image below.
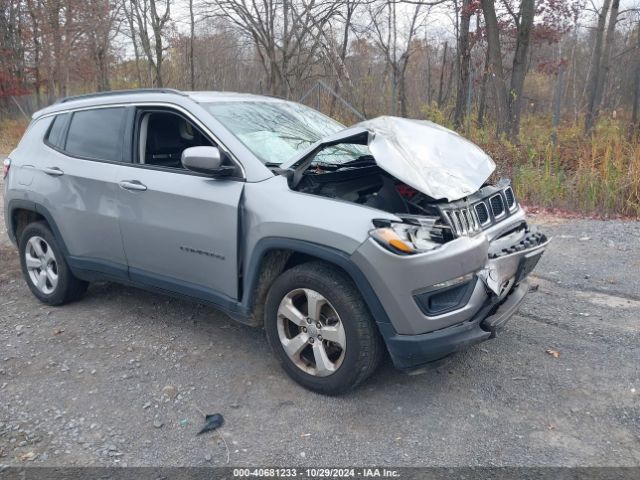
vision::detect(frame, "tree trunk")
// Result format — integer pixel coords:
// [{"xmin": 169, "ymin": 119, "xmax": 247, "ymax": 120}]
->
[
  {"xmin": 585, "ymin": 0, "xmax": 612, "ymax": 133},
  {"xmin": 189, "ymin": 0, "xmax": 195, "ymax": 90},
  {"xmin": 26, "ymin": 0, "xmax": 42, "ymax": 108},
  {"xmin": 437, "ymin": 41, "xmax": 448, "ymax": 108},
  {"xmin": 454, "ymin": 0, "xmax": 471, "ymax": 129},
  {"xmin": 480, "ymin": 0, "xmax": 509, "ymax": 136},
  {"xmin": 632, "ymin": 22, "xmax": 640, "ymax": 133},
  {"xmin": 551, "ymin": 65, "xmax": 565, "ymax": 146},
  {"xmin": 329, "ymin": 0, "xmax": 354, "ymax": 116},
  {"xmin": 508, "ymin": 0, "xmax": 535, "ymax": 140},
  {"xmin": 123, "ymin": 0, "xmax": 143, "ymax": 87},
  {"xmin": 591, "ymin": 0, "xmax": 619, "ymax": 127}
]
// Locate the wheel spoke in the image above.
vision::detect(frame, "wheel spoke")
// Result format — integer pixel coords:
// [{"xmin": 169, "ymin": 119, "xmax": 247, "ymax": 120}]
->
[
  {"xmin": 321, "ymin": 325, "xmax": 346, "ymax": 348},
  {"xmin": 281, "ymin": 333, "xmax": 309, "ymax": 358},
  {"xmin": 45, "ymin": 267, "xmax": 58, "ymax": 288},
  {"xmin": 25, "ymin": 253, "xmax": 41, "ymax": 269},
  {"xmin": 43, "ymin": 246, "xmax": 56, "ymax": 264},
  {"xmin": 36, "ymin": 270, "xmax": 47, "ymax": 291},
  {"xmin": 29, "ymin": 238, "xmax": 45, "ymax": 258},
  {"xmin": 278, "ymin": 298, "xmax": 307, "ymax": 326},
  {"xmin": 304, "ymin": 289, "xmax": 326, "ymax": 321},
  {"xmin": 312, "ymin": 342, "xmax": 335, "ymax": 376}
]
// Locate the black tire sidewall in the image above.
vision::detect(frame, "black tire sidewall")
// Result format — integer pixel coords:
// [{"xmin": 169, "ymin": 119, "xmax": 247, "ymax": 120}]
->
[
  {"xmin": 265, "ymin": 262, "xmax": 379, "ymax": 394},
  {"xmin": 18, "ymin": 222, "xmax": 74, "ymax": 306}
]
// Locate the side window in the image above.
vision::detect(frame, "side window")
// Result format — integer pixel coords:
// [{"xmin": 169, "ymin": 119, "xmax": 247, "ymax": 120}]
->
[
  {"xmin": 137, "ymin": 110, "xmax": 214, "ymax": 169},
  {"xmin": 45, "ymin": 113, "xmax": 69, "ymax": 149},
  {"xmin": 65, "ymin": 107, "xmax": 127, "ymax": 162}
]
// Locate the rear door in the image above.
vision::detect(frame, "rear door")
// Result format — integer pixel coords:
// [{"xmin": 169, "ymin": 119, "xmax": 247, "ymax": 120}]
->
[
  {"xmin": 33, "ymin": 107, "xmax": 131, "ymax": 275},
  {"xmin": 114, "ymin": 107, "xmax": 244, "ymax": 301}
]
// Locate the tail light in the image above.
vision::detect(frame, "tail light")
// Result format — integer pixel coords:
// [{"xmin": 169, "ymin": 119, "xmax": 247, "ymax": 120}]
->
[{"xmin": 2, "ymin": 158, "xmax": 10, "ymax": 179}]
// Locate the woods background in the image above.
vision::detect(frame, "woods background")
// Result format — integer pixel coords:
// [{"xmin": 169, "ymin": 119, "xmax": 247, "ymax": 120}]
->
[{"xmin": 1, "ymin": 0, "xmax": 640, "ymax": 215}]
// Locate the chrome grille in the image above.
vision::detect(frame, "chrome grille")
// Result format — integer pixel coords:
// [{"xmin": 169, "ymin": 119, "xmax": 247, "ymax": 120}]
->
[
  {"xmin": 489, "ymin": 194, "xmax": 505, "ymax": 218},
  {"xmin": 441, "ymin": 183, "xmax": 518, "ymax": 237},
  {"xmin": 444, "ymin": 207, "xmax": 480, "ymax": 237}
]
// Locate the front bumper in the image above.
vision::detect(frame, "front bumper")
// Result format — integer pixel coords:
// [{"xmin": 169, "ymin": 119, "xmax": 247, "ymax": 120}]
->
[
  {"xmin": 351, "ymin": 209, "xmax": 548, "ymax": 371},
  {"xmin": 380, "ymin": 280, "xmax": 529, "ymax": 372}
]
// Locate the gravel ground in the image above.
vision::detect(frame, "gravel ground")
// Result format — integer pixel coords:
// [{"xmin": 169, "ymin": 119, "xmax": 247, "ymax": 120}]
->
[{"xmin": 1, "ymin": 178, "xmax": 639, "ymax": 467}]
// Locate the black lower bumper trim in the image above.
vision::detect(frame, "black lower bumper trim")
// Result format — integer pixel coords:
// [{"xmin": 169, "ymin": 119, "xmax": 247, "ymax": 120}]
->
[{"xmin": 381, "ymin": 281, "xmax": 529, "ymax": 372}]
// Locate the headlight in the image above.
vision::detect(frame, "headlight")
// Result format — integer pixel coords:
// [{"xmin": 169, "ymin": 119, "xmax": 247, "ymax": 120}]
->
[{"xmin": 370, "ymin": 217, "xmax": 444, "ymax": 255}]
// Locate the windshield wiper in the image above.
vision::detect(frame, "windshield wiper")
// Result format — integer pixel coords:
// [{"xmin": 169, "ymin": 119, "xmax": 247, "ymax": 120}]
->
[{"xmin": 335, "ymin": 155, "xmax": 376, "ymax": 170}]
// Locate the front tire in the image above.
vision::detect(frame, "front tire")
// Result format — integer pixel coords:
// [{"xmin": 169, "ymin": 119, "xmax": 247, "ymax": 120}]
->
[
  {"xmin": 19, "ymin": 222, "xmax": 88, "ymax": 305},
  {"xmin": 265, "ymin": 261, "xmax": 383, "ymax": 395}
]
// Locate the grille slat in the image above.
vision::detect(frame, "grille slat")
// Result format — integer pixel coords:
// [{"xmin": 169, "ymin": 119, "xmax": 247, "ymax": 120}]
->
[
  {"xmin": 475, "ymin": 202, "xmax": 490, "ymax": 225},
  {"xmin": 490, "ymin": 194, "xmax": 505, "ymax": 217},
  {"xmin": 504, "ymin": 187, "xmax": 515, "ymax": 209}
]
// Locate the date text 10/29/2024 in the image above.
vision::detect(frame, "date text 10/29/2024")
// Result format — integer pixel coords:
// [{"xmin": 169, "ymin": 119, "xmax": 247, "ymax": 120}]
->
[{"xmin": 233, "ymin": 468, "xmax": 400, "ymax": 478}]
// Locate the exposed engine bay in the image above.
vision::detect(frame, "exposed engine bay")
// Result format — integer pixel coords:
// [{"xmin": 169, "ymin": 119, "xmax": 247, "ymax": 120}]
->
[
  {"xmin": 296, "ymin": 162, "xmax": 440, "ymax": 217},
  {"xmin": 282, "ymin": 116, "xmax": 547, "ymax": 258},
  {"xmin": 293, "ymin": 161, "xmax": 524, "ymax": 245}
]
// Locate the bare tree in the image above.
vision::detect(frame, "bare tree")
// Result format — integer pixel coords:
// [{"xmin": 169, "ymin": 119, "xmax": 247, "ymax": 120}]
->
[
  {"xmin": 585, "ymin": 0, "xmax": 612, "ymax": 132},
  {"xmin": 84, "ymin": 0, "xmax": 122, "ymax": 91},
  {"xmin": 368, "ymin": 0, "xmax": 423, "ymax": 116},
  {"xmin": 587, "ymin": 0, "xmax": 620, "ymax": 131},
  {"xmin": 508, "ymin": 0, "xmax": 535, "ymax": 139},
  {"xmin": 453, "ymin": 0, "xmax": 472, "ymax": 129},
  {"xmin": 189, "ymin": 0, "xmax": 195, "ymax": 90},
  {"xmin": 130, "ymin": 0, "xmax": 171, "ymax": 87},
  {"xmin": 480, "ymin": 0, "xmax": 509, "ymax": 135},
  {"xmin": 207, "ymin": 0, "xmax": 340, "ymax": 97},
  {"xmin": 632, "ymin": 19, "xmax": 640, "ymax": 132}
]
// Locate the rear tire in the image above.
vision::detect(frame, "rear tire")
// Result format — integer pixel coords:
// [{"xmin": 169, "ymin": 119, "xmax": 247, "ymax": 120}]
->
[
  {"xmin": 19, "ymin": 222, "xmax": 88, "ymax": 306},
  {"xmin": 265, "ymin": 261, "xmax": 383, "ymax": 395}
]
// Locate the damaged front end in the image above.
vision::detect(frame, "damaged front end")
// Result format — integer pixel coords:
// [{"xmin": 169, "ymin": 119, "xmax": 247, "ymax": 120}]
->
[{"xmin": 282, "ymin": 116, "xmax": 549, "ymax": 367}]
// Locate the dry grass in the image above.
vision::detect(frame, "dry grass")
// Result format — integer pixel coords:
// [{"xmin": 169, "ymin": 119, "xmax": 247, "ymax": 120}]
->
[
  {"xmin": 467, "ymin": 116, "xmax": 640, "ymax": 218},
  {"xmin": 0, "ymin": 118, "xmax": 29, "ymax": 153}
]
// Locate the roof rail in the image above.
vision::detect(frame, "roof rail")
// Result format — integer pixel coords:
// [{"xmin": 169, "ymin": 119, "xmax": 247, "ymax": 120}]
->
[{"xmin": 57, "ymin": 88, "xmax": 186, "ymax": 104}]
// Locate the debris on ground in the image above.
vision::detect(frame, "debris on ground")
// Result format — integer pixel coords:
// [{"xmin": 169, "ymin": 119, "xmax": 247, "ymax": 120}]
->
[
  {"xmin": 161, "ymin": 385, "xmax": 178, "ymax": 398},
  {"xmin": 546, "ymin": 348, "xmax": 561, "ymax": 358},
  {"xmin": 197, "ymin": 413, "xmax": 224, "ymax": 435},
  {"xmin": 19, "ymin": 452, "xmax": 37, "ymax": 462}
]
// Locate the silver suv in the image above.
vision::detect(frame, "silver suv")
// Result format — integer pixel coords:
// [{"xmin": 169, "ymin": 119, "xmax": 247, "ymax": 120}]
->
[{"xmin": 3, "ymin": 89, "xmax": 548, "ymax": 394}]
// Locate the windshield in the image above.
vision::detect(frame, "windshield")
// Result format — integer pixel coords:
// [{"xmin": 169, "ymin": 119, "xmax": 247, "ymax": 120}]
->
[{"xmin": 205, "ymin": 101, "xmax": 367, "ymax": 165}]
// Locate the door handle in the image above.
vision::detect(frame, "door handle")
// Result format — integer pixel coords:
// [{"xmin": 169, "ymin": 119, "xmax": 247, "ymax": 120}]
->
[
  {"xmin": 119, "ymin": 180, "xmax": 147, "ymax": 192},
  {"xmin": 43, "ymin": 166, "xmax": 64, "ymax": 176}
]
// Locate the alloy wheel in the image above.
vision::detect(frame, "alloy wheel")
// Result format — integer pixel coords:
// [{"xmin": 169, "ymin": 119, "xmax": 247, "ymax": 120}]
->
[
  {"xmin": 24, "ymin": 236, "xmax": 58, "ymax": 295},
  {"xmin": 276, "ymin": 288, "xmax": 346, "ymax": 377}
]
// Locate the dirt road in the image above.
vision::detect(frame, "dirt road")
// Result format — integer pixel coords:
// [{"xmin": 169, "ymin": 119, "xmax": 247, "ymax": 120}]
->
[{"xmin": 1, "ymin": 178, "xmax": 639, "ymax": 467}]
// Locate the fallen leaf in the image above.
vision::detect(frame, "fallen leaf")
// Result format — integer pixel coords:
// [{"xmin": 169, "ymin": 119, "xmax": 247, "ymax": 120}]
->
[
  {"xmin": 546, "ymin": 348, "xmax": 560, "ymax": 358},
  {"xmin": 20, "ymin": 452, "xmax": 37, "ymax": 462}
]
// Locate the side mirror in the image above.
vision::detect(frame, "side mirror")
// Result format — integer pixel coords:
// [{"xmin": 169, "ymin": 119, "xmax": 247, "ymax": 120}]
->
[{"xmin": 181, "ymin": 146, "xmax": 236, "ymax": 177}]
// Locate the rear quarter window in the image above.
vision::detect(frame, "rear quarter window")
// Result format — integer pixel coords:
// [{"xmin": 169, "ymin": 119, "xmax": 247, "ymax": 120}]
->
[
  {"xmin": 45, "ymin": 113, "xmax": 69, "ymax": 148},
  {"xmin": 64, "ymin": 107, "xmax": 127, "ymax": 162}
]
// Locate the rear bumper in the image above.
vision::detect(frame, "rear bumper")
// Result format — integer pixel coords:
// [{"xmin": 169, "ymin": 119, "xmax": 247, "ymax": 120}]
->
[{"xmin": 381, "ymin": 280, "xmax": 530, "ymax": 372}]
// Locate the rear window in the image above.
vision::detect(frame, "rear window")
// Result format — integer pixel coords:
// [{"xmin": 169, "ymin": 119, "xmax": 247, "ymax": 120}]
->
[
  {"xmin": 65, "ymin": 108, "xmax": 127, "ymax": 162},
  {"xmin": 45, "ymin": 113, "xmax": 69, "ymax": 148}
]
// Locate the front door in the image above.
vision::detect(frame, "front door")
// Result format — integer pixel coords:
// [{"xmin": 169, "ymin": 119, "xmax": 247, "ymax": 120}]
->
[{"xmin": 115, "ymin": 107, "xmax": 244, "ymax": 301}]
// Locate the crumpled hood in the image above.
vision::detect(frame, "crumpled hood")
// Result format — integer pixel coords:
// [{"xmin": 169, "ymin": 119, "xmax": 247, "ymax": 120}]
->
[
  {"xmin": 357, "ymin": 116, "xmax": 495, "ymax": 201},
  {"xmin": 283, "ymin": 116, "xmax": 496, "ymax": 201}
]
